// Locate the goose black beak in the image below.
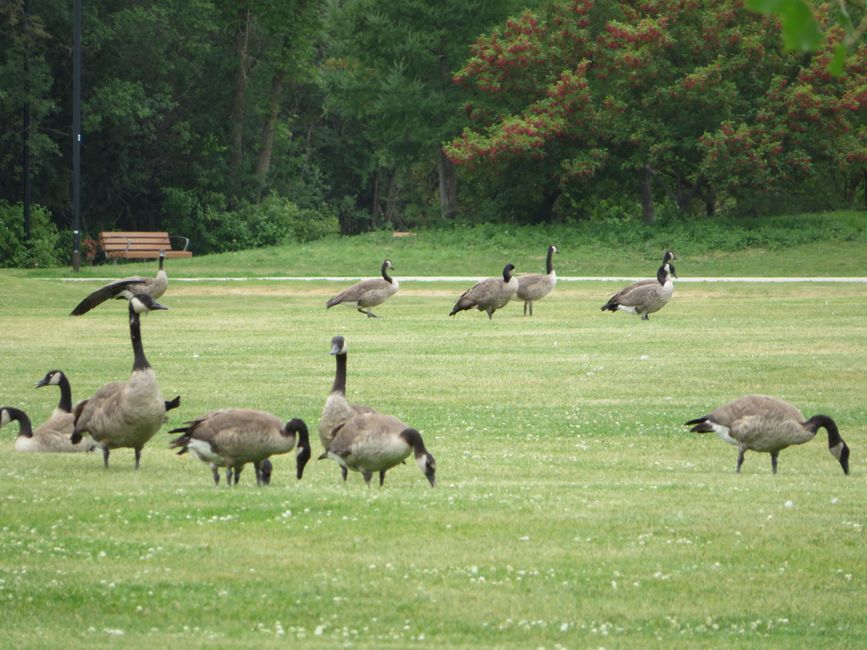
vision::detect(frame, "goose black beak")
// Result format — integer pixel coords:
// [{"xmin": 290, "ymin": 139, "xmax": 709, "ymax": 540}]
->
[{"xmin": 34, "ymin": 378, "xmax": 49, "ymax": 389}]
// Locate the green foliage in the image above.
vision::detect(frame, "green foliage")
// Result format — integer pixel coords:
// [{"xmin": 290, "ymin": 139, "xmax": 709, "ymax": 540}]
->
[
  {"xmin": 0, "ymin": 201, "xmax": 63, "ymax": 268},
  {"xmin": 162, "ymin": 189, "xmax": 338, "ymax": 254},
  {"xmin": 746, "ymin": 0, "xmax": 822, "ymax": 51}
]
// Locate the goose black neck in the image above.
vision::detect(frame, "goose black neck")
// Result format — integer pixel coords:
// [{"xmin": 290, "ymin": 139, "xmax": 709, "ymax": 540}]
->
[
  {"xmin": 381, "ymin": 262, "xmax": 393, "ymax": 284},
  {"xmin": 502, "ymin": 267, "xmax": 513, "ymax": 282},
  {"xmin": 57, "ymin": 373, "xmax": 73, "ymax": 413},
  {"xmin": 158, "ymin": 255, "xmax": 165, "ymax": 271},
  {"xmin": 129, "ymin": 306, "xmax": 151, "ymax": 371},
  {"xmin": 332, "ymin": 352, "xmax": 347, "ymax": 394},
  {"xmin": 656, "ymin": 265, "xmax": 668, "ymax": 285},
  {"xmin": 806, "ymin": 415, "xmax": 842, "ymax": 446},
  {"xmin": 546, "ymin": 247, "xmax": 555, "ymax": 274},
  {"xmin": 4, "ymin": 407, "xmax": 33, "ymax": 437},
  {"xmin": 401, "ymin": 428, "xmax": 427, "ymax": 456}
]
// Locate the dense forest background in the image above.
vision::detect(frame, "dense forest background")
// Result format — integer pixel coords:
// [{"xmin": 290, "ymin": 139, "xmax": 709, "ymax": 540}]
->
[{"xmin": 1, "ymin": 0, "xmax": 865, "ymax": 265}]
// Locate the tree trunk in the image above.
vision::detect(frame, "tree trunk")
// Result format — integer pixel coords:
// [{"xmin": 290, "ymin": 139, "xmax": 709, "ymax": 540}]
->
[
  {"xmin": 438, "ymin": 147, "xmax": 458, "ymax": 219},
  {"xmin": 229, "ymin": 9, "xmax": 252, "ymax": 175},
  {"xmin": 254, "ymin": 70, "xmax": 286, "ymax": 197},
  {"xmin": 640, "ymin": 163, "xmax": 655, "ymax": 224}
]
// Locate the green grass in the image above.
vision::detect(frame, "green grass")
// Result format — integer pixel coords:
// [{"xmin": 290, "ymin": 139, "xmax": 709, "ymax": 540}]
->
[
  {"xmin": 0, "ymin": 244, "xmax": 866, "ymax": 647},
  {"xmin": 7, "ymin": 210, "xmax": 867, "ymax": 278}
]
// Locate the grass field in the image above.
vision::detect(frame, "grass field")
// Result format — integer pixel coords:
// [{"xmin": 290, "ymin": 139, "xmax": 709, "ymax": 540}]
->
[{"xmin": 1, "ymin": 246, "xmax": 866, "ymax": 647}]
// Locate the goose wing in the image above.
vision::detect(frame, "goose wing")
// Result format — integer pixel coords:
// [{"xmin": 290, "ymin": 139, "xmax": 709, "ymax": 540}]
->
[
  {"xmin": 603, "ymin": 278, "xmax": 658, "ymax": 308},
  {"xmin": 70, "ymin": 278, "xmax": 147, "ymax": 315}
]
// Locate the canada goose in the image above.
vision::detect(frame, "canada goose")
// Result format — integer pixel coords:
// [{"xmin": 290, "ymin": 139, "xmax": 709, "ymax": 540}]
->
[
  {"xmin": 320, "ymin": 335, "xmax": 376, "ymax": 480},
  {"xmin": 516, "ymin": 245, "xmax": 558, "ymax": 315},
  {"xmin": 34, "ymin": 369, "xmax": 74, "ymax": 415},
  {"xmin": 685, "ymin": 395, "xmax": 850, "ymax": 475},
  {"xmin": 449, "ymin": 263, "xmax": 519, "ymax": 319},
  {"xmin": 1, "ymin": 405, "xmax": 97, "ymax": 453},
  {"xmin": 70, "ymin": 250, "xmax": 168, "ymax": 316},
  {"xmin": 71, "ymin": 294, "xmax": 169, "ymax": 468},
  {"xmin": 326, "ymin": 259, "xmax": 399, "ymax": 318},
  {"xmin": 321, "ymin": 412, "xmax": 436, "ymax": 487},
  {"xmin": 601, "ymin": 251, "xmax": 677, "ymax": 320},
  {"xmin": 168, "ymin": 411, "xmax": 310, "ymax": 486}
]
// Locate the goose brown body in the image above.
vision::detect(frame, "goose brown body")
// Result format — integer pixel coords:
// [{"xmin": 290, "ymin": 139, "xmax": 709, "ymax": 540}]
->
[
  {"xmin": 1, "ymin": 406, "xmax": 96, "ymax": 453},
  {"xmin": 326, "ymin": 260, "xmax": 399, "ymax": 318},
  {"xmin": 686, "ymin": 395, "xmax": 850, "ymax": 474},
  {"xmin": 450, "ymin": 263, "xmax": 518, "ymax": 319},
  {"xmin": 169, "ymin": 410, "xmax": 310, "ymax": 485},
  {"xmin": 71, "ymin": 295, "xmax": 167, "ymax": 468},
  {"xmin": 323, "ymin": 412, "xmax": 436, "ymax": 487},
  {"xmin": 516, "ymin": 245, "xmax": 558, "ymax": 316},
  {"xmin": 601, "ymin": 251, "xmax": 677, "ymax": 320}
]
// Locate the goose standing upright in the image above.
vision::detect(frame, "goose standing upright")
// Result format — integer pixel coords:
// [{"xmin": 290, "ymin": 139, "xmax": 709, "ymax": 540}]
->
[
  {"xmin": 449, "ymin": 263, "xmax": 519, "ymax": 319},
  {"xmin": 70, "ymin": 250, "xmax": 168, "ymax": 316},
  {"xmin": 71, "ymin": 294, "xmax": 169, "ymax": 468},
  {"xmin": 685, "ymin": 395, "xmax": 850, "ymax": 474},
  {"xmin": 326, "ymin": 259, "xmax": 399, "ymax": 318},
  {"xmin": 169, "ymin": 411, "xmax": 310, "ymax": 486},
  {"xmin": 320, "ymin": 335, "xmax": 376, "ymax": 480},
  {"xmin": 601, "ymin": 251, "xmax": 677, "ymax": 320},
  {"xmin": 516, "ymin": 245, "xmax": 558, "ymax": 316},
  {"xmin": 321, "ymin": 412, "xmax": 436, "ymax": 488},
  {"xmin": 1, "ymin": 404, "xmax": 97, "ymax": 453}
]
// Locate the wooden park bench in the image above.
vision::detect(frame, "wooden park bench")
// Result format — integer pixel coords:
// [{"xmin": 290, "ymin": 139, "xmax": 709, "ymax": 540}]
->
[{"xmin": 99, "ymin": 231, "xmax": 192, "ymax": 261}]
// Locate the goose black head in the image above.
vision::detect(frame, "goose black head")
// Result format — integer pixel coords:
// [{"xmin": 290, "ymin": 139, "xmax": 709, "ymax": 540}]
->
[
  {"xmin": 130, "ymin": 293, "xmax": 168, "ymax": 314},
  {"xmin": 383, "ymin": 259, "xmax": 394, "ymax": 271},
  {"xmin": 330, "ymin": 335, "xmax": 347, "ymax": 356},
  {"xmin": 35, "ymin": 369, "xmax": 64, "ymax": 389},
  {"xmin": 420, "ymin": 452, "xmax": 437, "ymax": 488},
  {"xmin": 286, "ymin": 418, "xmax": 311, "ymax": 479},
  {"xmin": 663, "ymin": 250, "xmax": 677, "ymax": 264},
  {"xmin": 502, "ymin": 263, "xmax": 516, "ymax": 281}
]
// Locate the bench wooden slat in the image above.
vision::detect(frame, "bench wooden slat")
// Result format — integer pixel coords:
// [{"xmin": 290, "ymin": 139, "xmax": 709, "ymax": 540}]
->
[{"xmin": 98, "ymin": 231, "xmax": 192, "ymax": 260}]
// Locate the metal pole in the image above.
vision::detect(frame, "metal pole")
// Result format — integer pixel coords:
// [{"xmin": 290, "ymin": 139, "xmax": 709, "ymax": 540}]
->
[
  {"xmin": 72, "ymin": 0, "xmax": 82, "ymax": 271},
  {"xmin": 23, "ymin": 0, "xmax": 32, "ymax": 242}
]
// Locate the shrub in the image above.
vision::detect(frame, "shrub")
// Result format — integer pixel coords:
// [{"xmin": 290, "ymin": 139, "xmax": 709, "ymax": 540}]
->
[
  {"xmin": 161, "ymin": 189, "xmax": 339, "ymax": 254},
  {"xmin": 0, "ymin": 201, "xmax": 64, "ymax": 268}
]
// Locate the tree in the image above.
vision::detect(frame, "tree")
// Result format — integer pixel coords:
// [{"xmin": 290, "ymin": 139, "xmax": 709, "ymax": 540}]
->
[
  {"xmin": 446, "ymin": 0, "xmax": 866, "ymax": 221},
  {"xmin": 319, "ymin": 0, "xmax": 525, "ymax": 228}
]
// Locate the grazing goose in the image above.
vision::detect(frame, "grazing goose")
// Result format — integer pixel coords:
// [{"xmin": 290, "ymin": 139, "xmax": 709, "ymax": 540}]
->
[
  {"xmin": 601, "ymin": 250, "xmax": 677, "ymax": 320},
  {"xmin": 321, "ymin": 412, "xmax": 436, "ymax": 487},
  {"xmin": 320, "ymin": 335, "xmax": 376, "ymax": 481},
  {"xmin": 449, "ymin": 263, "xmax": 519, "ymax": 319},
  {"xmin": 70, "ymin": 250, "xmax": 168, "ymax": 316},
  {"xmin": 168, "ymin": 411, "xmax": 310, "ymax": 486},
  {"xmin": 685, "ymin": 395, "xmax": 850, "ymax": 475},
  {"xmin": 71, "ymin": 294, "xmax": 169, "ymax": 468},
  {"xmin": 1, "ymin": 405, "xmax": 97, "ymax": 453},
  {"xmin": 516, "ymin": 245, "xmax": 558, "ymax": 316},
  {"xmin": 326, "ymin": 259, "xmax": 399, "ymax": 318}
]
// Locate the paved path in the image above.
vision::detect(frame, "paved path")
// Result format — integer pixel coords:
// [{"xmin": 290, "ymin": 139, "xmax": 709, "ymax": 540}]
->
[{"xmin": 58, "ymin": 275, "xmax": 867, "ymax": 283}]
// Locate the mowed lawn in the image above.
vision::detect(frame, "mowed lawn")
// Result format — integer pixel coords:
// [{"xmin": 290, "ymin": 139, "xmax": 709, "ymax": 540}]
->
[{"xmin": 1, "ymin": 274, "xmax": 865, "ymax": 649}]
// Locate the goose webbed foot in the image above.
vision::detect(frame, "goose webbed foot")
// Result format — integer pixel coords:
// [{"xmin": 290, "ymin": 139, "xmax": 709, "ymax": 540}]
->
[{"xmin": 736, "ymin": 449, "xmax": 745, "ymax": 473}]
